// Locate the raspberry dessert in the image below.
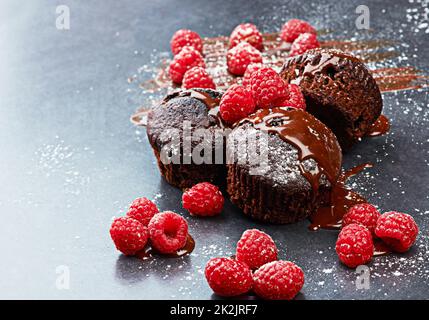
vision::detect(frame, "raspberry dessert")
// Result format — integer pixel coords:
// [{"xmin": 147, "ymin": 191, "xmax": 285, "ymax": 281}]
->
[
  {"xmin": 182, "ymin": 66, "xmax": 216, "ymax": 90},
  {"xmin": 126, "ymin": 197, "xmax": 159, "ymax": 226},
  {"xmin": 219, "ymin": 84, "xmax": 256, "ymax": 123},
  {"xmin": 335, "ymin": 223, "xmax": 374, "ymax": 268},
  {"xmin": 182, "ymin": 182, "xmax": 224, "ymax": 216},
  {"xmin": 236, "ymin": 229, "xmax": 278, "ymax": 269},
  {"xmin": 280, "ymin": 48, "xmax": 383, "ymax": 148},
  {"xmin": 289, "ymin": 32, "xmax": 320, "ymax": 56},
  {"xmin": 227, "ymin": 107, "xmax": 342, "ymax": 223},
  {"xmin": 249, "ymin": 67, "xmax": 289, "ymax": 108},
  {"xmin": 229, "ymin": 23, "xmax": 263, "ymax": 51},
  {"xmin": 205, "ymin": 257, "xmax": 253, "ymax": 297},
  {"xmin": 110, "ymin": 217, "xmax": 149, "ymax": 256},
  {"xmin": 342, "ymin": 203, "xmax": 380, "ymax": 236},
  {"xmin": 375, "ymin": 211, "xmax": 419, "ymax": 252},
  {"xmin": 253, "ymin": 260, "xmax": 304, "ymax": 300},
  {"xmin": 148, "ymin": 211, "xmax": 188, "ymax": 254},
  {"xmin": 280, "ymin": 19, "xmax": 317, "ymax": 43},
  {"xmin": 170, "ymin": 29, "xmax": 203, "ymax": 55},
  {"xmin": 169, "ymin": 46, "xmax": 205, "ymax": 84},
  {"xmin": 226, "ymin": 42, "xmax": 263, "ymax": 76},
  {"xmin": 242, "ymin": 62, "xmax": 263, "ymax": 87},
  {"xmin": 146, "ymin": 88, "xmax": 225, "ymax": 189}
]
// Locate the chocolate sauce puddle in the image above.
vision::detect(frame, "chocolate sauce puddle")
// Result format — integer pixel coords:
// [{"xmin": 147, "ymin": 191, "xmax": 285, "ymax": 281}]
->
[
  {"xmin": 136, "ymin": 234, "xmax": 195, "ymax": 260},
  {"xmin": 366, "ymin": 115, "xmax": 390, "ymax": 137},
  {"xmin": 309, "ymin": 163, "xmax": 373, "ymax": 231},
  {"xmin": 373, "ymin": 238, "xmax": 392, "ymax": 256}
]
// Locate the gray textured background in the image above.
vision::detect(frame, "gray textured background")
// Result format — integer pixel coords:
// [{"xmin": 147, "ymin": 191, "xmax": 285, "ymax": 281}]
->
[{"xmin": 0, "ymin": 0, "xmax": 428, "ymax": 299}]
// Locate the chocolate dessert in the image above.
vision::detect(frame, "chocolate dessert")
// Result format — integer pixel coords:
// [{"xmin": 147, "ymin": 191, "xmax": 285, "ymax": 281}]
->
[
  {"xmin": 226, "ymin": 107, "xmax": 342, "ymax": 224},
  {"xmin": 279, "ymin": 48, "xmax": 383, "ymax": 149},
  {"xmin": 146, "ymin": 88, "xmax": 226, "ymax": 189}
]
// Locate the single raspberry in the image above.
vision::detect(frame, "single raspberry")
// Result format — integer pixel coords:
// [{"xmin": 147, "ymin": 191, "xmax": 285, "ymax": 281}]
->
[
  {"xmin": 219, "ymin": 84, "xmax": 256, "ymax": 123},
  {"xmin": 375, "ymin": 211, "xmax": 419, "ymax": 253},
  {"xmin": 148, "ymin": 211, "xmax": 188, "ymax": 254},
  {"xmin": 253, "ymin": 261, "xmax": 304, "ymax": 300},
  {"xmin": 110, "ymin": 217, "xmax": 149, "ymax": 256},
  {"xmin": 227, "ymin": 42, "xmax": 263, "ymax": 76},
  {"xmin": 342, "ymin": 203, "xmax": 381, "ymax": 236},
  {"xmin": 289, "ymin": 33, "xmax": 320, "ymax": 57},
  {"xmin": 182, "ymin": 182, "xmax": 224, "ymax": 216},
  {"xmin": 126, "ymin": 197, "xmax": 159, "ymax": 226},
  {"xmin": 205, "ymin": 257, "xmax": 252, "ymax": 297},
  {"xmin": 229, "ymin": 23, "xmax": 263, "ymax": 51},
  {"xmin": 250, "ymin": 67, "xmax": 289, "ymax": 108},
  {"xmin": 170, "ymin": 29, "xmax": 203, "ymax": 55},
  {"xmin": 242, "ymin": 63, "xmax": 263, "ymax": 88},
  {"xmin": 280, "ymin": 19, "xmax": 317, "ymax": 43},
  {"xmin": 182, "ymin": 66, "xmax": 216, "ymax": 90},
  {"xmin": 169, "ymin": 46, "xmax": 205, "ymax": 84},
  {"xmin": 275, "ymin": 84, "xmax": 306, "ymax": 110},
  {"xmin": 236, "ymin": 229, "xmax": 278, "ymax": 270},
  {"xmin": 335, "ymin": 223, "xmax": 373, "ymax": 268}
]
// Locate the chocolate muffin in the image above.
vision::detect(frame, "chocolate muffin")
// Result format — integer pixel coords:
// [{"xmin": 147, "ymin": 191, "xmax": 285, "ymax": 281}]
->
[
  {"xmin": 280, "ymin": 48, "xmax": 382, "ymax": 149},
  {"xmin": 146, "ymin": 88, "xmax": 226, "ymax": 189},
  {"xmin": 226, "ymin": 107, "xmax": 342, "ymax": 224}
]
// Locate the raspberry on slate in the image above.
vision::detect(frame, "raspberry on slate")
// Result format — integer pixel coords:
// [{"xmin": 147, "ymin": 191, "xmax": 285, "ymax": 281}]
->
[
  {"xmin": 280, "ymin": 19, "xmax": 317, "ymax": 43},
  {"xmin": 169, "ymin": 46, "xmax": 205, "ymax": 84},
  {"xmin": 242, "ymin": 62, "xmax": 263, "ymax": 88},
  {"xmin": 219, "ymin": 84, "xmax": 256, "ymax": 123},
  {"xmin": 227, "ymin": 42, "xmax": 263, "ymax": 76},
  {"xmin": 182, "ymin": 66, "xmax": 216, "ymax": 90},
  {"xmin": 110, "ymin": 217, "xmax": 149, "ymax": 256},
  {"xmin": 253, "ymin": 260, "xmax": 304, "ymax": 300},
  {"xmin": 342, "ymin": 203, "xmax": 381, "ymax": 236},
  {"xmin": 236, "ymin": 229, "xmax": 278, "ymax": 270},
  {"xmin": 148, "ymin": 211, "xmax": 189, "ymax": 254},
  {"xmin": 126, "ymin": 197, "xmax": 159, "ymax": 226},
  {"xmin": 249, "ymin": 67, "xmax": 289, "ymax": 108},
  {"xmin": 229, "ymin": 23, "xmax": 264, "ymax": 51},
  {"xmin": 170, "ymin": 29, "xmax": 203, "ymax": 55},
  {"xmin": 182, "ymin": 182, "xmax": 224, "ymax": 216},
  {"xmin": 289, "ymin": 32, "xmax": 320, "ymax": 57},
  {"xmin": 205, "ymin": 257, "xmax": 253, "ymax": 297},
  {"xmin": 375, "ymin": 211, "xmax": 419, "ymax": 253},
  {"xmin": 335, "ymin": 223, "xmax": 374, "ymax": 268},
  {"xmin": 276, "ymin": 83, "xmax": 306, "ymax": 110}
]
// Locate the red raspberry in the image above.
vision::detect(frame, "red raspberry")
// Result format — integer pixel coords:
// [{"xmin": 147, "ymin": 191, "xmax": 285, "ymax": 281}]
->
[
  {"xmin": 335, "ymin": 223, "xmax": 373, "ymax": 268},
  {"xmin": 169, "ymin": 46, "xmax": 205, "ymax": 84},
  {"xmin": 236, "ymin": 229, "xmax": 278, "ymax": 270},
  {"xmin": 170, "ymin": 29, "xmax": 203, "ymax": 55},
  {"xmin": 280, "ymin": 19, "xmax": 317, "ymax": 43},
  {"xmin": 126, "ymin": 197, "xmax": 159, "ymax": 226},
  {"xmin": 182, "ymin": 66, "xmax": 216, "ymax": 90},
  {"xmin": 229, "ymin": 23, "xmax": 263, "ymax": 51},
  {"xmin": 276, "ymin": 84, "xmax": 306, "ymax": 110},
  {"xmin": 219, "ymin": 84, "xmax": 256, "ymax": 123},
  {"xmin": 289, "ymin": 33, "xmax": 320, "ymax": 57},
  {"xmin": 227, "ymin": 42, "xmax": 263, "ymax": 76},
  {"xmin": 250, "ymin": 67, "xmax": 289, "ymax": 108},
  {"xmin": 253, "ymin": 261, "xmax": 304, "ymax": 300},
  {"xmin": 342, "ymin": 203, "xmax": 381, "ymax": 236},
  {"xmin": 182, "ymin": 182, "xmax": 224, "ymax": 216},
  {"xmin": 148, "ymin": 211, "xmax": 188, "ymax": 254},
  {"xmin": 375, "ymin": 212, "xmax": 419, "ymax": 253},
  {"xmin": 242, "ymin": 63, "xmax": 263, "ymax": 88},
  {"xmin": 110, "ymin": 217, "xmax": 149, "ymax": 256},
  {"xmin": 205, "ymin": 257, "xmax": 252, "ymax": 297}
]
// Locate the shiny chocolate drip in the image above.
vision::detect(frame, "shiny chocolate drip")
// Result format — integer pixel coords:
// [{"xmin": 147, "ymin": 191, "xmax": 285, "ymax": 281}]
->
[
  {"xmin": 136, "ymin": 234, "xmax": 195, "ymax": 259},
  {"xmin": 239, "ymin": 107, "xmax": 342, "ymax": 191},
  {"xmin": 366, "ymin": 115, "xmax": 390, "ymax": 137}
]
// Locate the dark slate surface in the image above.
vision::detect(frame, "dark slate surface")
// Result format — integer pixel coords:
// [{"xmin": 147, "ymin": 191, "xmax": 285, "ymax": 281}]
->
[{"xmin": 0, "ymin": 0, "xmax": 428, "ymax": 299}]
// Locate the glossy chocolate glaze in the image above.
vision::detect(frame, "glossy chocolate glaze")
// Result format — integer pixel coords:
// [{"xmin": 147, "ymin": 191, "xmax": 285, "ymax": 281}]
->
[{"xmin": 366, "ymin": 115, "xmax": 390, "ymax": 137}]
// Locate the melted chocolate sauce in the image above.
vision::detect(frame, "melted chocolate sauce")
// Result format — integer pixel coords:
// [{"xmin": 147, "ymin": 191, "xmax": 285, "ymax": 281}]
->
[
  {"xmin": 366, "ymin": 115, "xmax": 390, "ymax": 137},
  {"xmin": 373, "ymin": 239, "xmax": 392, "ymax": 256},
  {"xmin": 136, "ymin": 234, "xmax": 195, "ymax": 259}
]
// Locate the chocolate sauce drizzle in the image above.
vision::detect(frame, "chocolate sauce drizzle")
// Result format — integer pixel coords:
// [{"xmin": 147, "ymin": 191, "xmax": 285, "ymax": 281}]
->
[{"xmin": 366, "ymin": 115, "xmax": 390, "ymax": 137}]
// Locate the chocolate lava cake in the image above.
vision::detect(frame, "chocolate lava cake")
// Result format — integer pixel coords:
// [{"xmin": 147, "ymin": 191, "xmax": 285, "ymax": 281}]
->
[
  {"xmin": 226, "ymin": 107, "xmax": 342, "ymax": 224},
  {"xmin": 146, "ymin": 88, "xmax": 226, "ymax": 189},
  {"xmin": 280, "ymin": 48, "xmax": 383, "ymax": 149}
]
